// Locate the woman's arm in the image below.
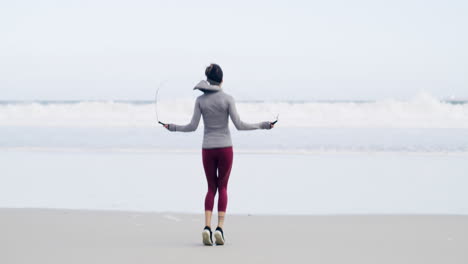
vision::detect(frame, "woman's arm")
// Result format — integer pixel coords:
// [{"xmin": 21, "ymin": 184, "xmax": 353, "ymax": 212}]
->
[
  {"xmin": 167, "ymin": 99, "xmax": 201, "ymax": 132},
  {"xmin": 228, "ymin": 96, "xmax": 271, "ymax": 130}
]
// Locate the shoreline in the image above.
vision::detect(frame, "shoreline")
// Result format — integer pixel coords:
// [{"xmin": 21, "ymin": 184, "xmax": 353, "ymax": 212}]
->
[
  {"xmin": 2, "ymin": 207, "xmax": 468, "ymax": 216},
  {"xmin": 3, "ymin": 147, "xmax": 468, "ymax": 156}
]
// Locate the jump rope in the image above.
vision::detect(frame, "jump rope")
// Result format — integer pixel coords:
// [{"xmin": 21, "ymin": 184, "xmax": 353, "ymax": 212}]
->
[{"xmin": 155, "ymin": 81, "xmax": 167, "ymax": 126}]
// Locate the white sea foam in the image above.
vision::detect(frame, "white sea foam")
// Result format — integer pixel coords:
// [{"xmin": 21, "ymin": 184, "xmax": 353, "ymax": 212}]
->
[{"xmin": 1, "ymin": 93, "xmax": 467, "ymax": 128}]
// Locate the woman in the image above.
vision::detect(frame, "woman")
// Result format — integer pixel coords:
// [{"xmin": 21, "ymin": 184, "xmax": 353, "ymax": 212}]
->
[{"xmin": 163, "ymin": 64, "xmax": 274, "ymax": 246}]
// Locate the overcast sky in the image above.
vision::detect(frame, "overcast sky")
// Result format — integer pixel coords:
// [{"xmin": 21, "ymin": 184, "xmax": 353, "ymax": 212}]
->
[{"xmin": 1, "ymin": 0, "xmax": 467, "ymax": 101}]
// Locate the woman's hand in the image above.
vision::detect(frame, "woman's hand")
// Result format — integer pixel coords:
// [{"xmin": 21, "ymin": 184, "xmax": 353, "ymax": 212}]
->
[
  {"xmin": 270, "ymin": 123, "xmax": 275, "ymax": 129},
  {"xmin": 164, "ymin": 124, "xmax": 169, "ymax": 130}
]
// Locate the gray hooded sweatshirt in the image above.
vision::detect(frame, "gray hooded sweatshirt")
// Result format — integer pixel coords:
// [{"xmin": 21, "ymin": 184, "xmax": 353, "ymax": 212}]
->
[{"xmin": 168, "ymin": 80, "xmax": 271, "ymax": 149}]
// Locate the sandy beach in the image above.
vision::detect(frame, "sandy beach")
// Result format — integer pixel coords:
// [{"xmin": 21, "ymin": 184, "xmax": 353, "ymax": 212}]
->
[
  {"xmin": 1, "ymin": 208, "xmax": 467, "ymax": 264},
  {"xmin": 3, "ymin": 0, "xmax": 467, "ymax": 263}
]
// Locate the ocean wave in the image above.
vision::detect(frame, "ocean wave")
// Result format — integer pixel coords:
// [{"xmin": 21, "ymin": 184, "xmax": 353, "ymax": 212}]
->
[{"xmin": 1, "ymin": 93, "xmax": 468, "ymax": 128}]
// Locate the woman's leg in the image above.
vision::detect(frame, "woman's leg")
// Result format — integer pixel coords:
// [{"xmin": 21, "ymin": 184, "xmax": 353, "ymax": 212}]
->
[
  {"xmin": 216, "ymin": 147, "xmax": 233, "ymax": 228},
  {"xmin": 204, "ymin": 211, "xmax": 213, "ymax": 228},
  {"xmin": 217, "ymin": 212, "xmax": 226, "ymax": 228},
  {"xmin": 202, "ymin": 149, "xmax": 218, "ymax": 227}
]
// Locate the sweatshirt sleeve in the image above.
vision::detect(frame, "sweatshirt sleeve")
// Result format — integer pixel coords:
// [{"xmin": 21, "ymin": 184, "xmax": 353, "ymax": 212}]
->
[
  {"xmin": 228, "ymin": 96, "xmax": 271, "ymax": 130},
  {"xmin": 168, "ymin": 99, "xmax": 201, "ymax": 132}
]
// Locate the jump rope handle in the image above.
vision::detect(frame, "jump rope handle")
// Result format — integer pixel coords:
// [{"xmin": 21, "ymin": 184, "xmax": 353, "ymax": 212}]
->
[
  {"xmin": 270, "ymin": 114, "xmax": 279, "ymax": 126},
  {"xmin": 158, "ymin": 121, "xmax": 167, "ymax": 126}
]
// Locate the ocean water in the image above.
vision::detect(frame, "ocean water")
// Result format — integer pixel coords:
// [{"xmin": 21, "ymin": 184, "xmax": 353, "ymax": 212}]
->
[
  {"xmin": 2, "ymin": 151, "xmax": 467, "ymax": 214},
  {"xmin": 1, "ymin": 93, "xmax": 468, "ymax": 153},
  {"xmin": 1, "ymin": 94, "xmax": 468, "ymax": 214}
]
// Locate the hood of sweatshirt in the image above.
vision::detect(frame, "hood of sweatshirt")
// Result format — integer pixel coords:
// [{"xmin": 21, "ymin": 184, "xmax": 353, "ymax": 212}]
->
[{"xmin": 193, "ymin": 80, "xmax": 222, "ymax": 93}]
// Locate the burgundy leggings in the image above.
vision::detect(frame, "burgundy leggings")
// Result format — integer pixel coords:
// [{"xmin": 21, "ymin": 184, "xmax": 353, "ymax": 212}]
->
[{"xmin": 202, "ymin": 146, "xmax": 233, "ymax": 212}]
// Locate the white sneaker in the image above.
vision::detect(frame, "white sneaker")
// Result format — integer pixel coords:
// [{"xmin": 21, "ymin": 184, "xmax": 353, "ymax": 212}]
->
[
  {"xmin": 202, "ymin": 226, "xmax": 213, "ymax": 246},
  {"xmin": 214, "ymin": 227, "xmax": 225, "ymax": 245}
]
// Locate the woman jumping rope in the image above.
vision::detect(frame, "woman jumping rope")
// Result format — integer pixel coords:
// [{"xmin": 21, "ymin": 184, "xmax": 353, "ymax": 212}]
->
[{"xmin": 161, "ymin": 64, "xmax": 275, "ymax": 246}]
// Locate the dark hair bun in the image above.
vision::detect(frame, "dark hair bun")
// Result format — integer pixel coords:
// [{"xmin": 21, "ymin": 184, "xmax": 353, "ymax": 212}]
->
[{"xmin": 205, "ymin": 64, "xmax": 223, "ymax": 83}]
